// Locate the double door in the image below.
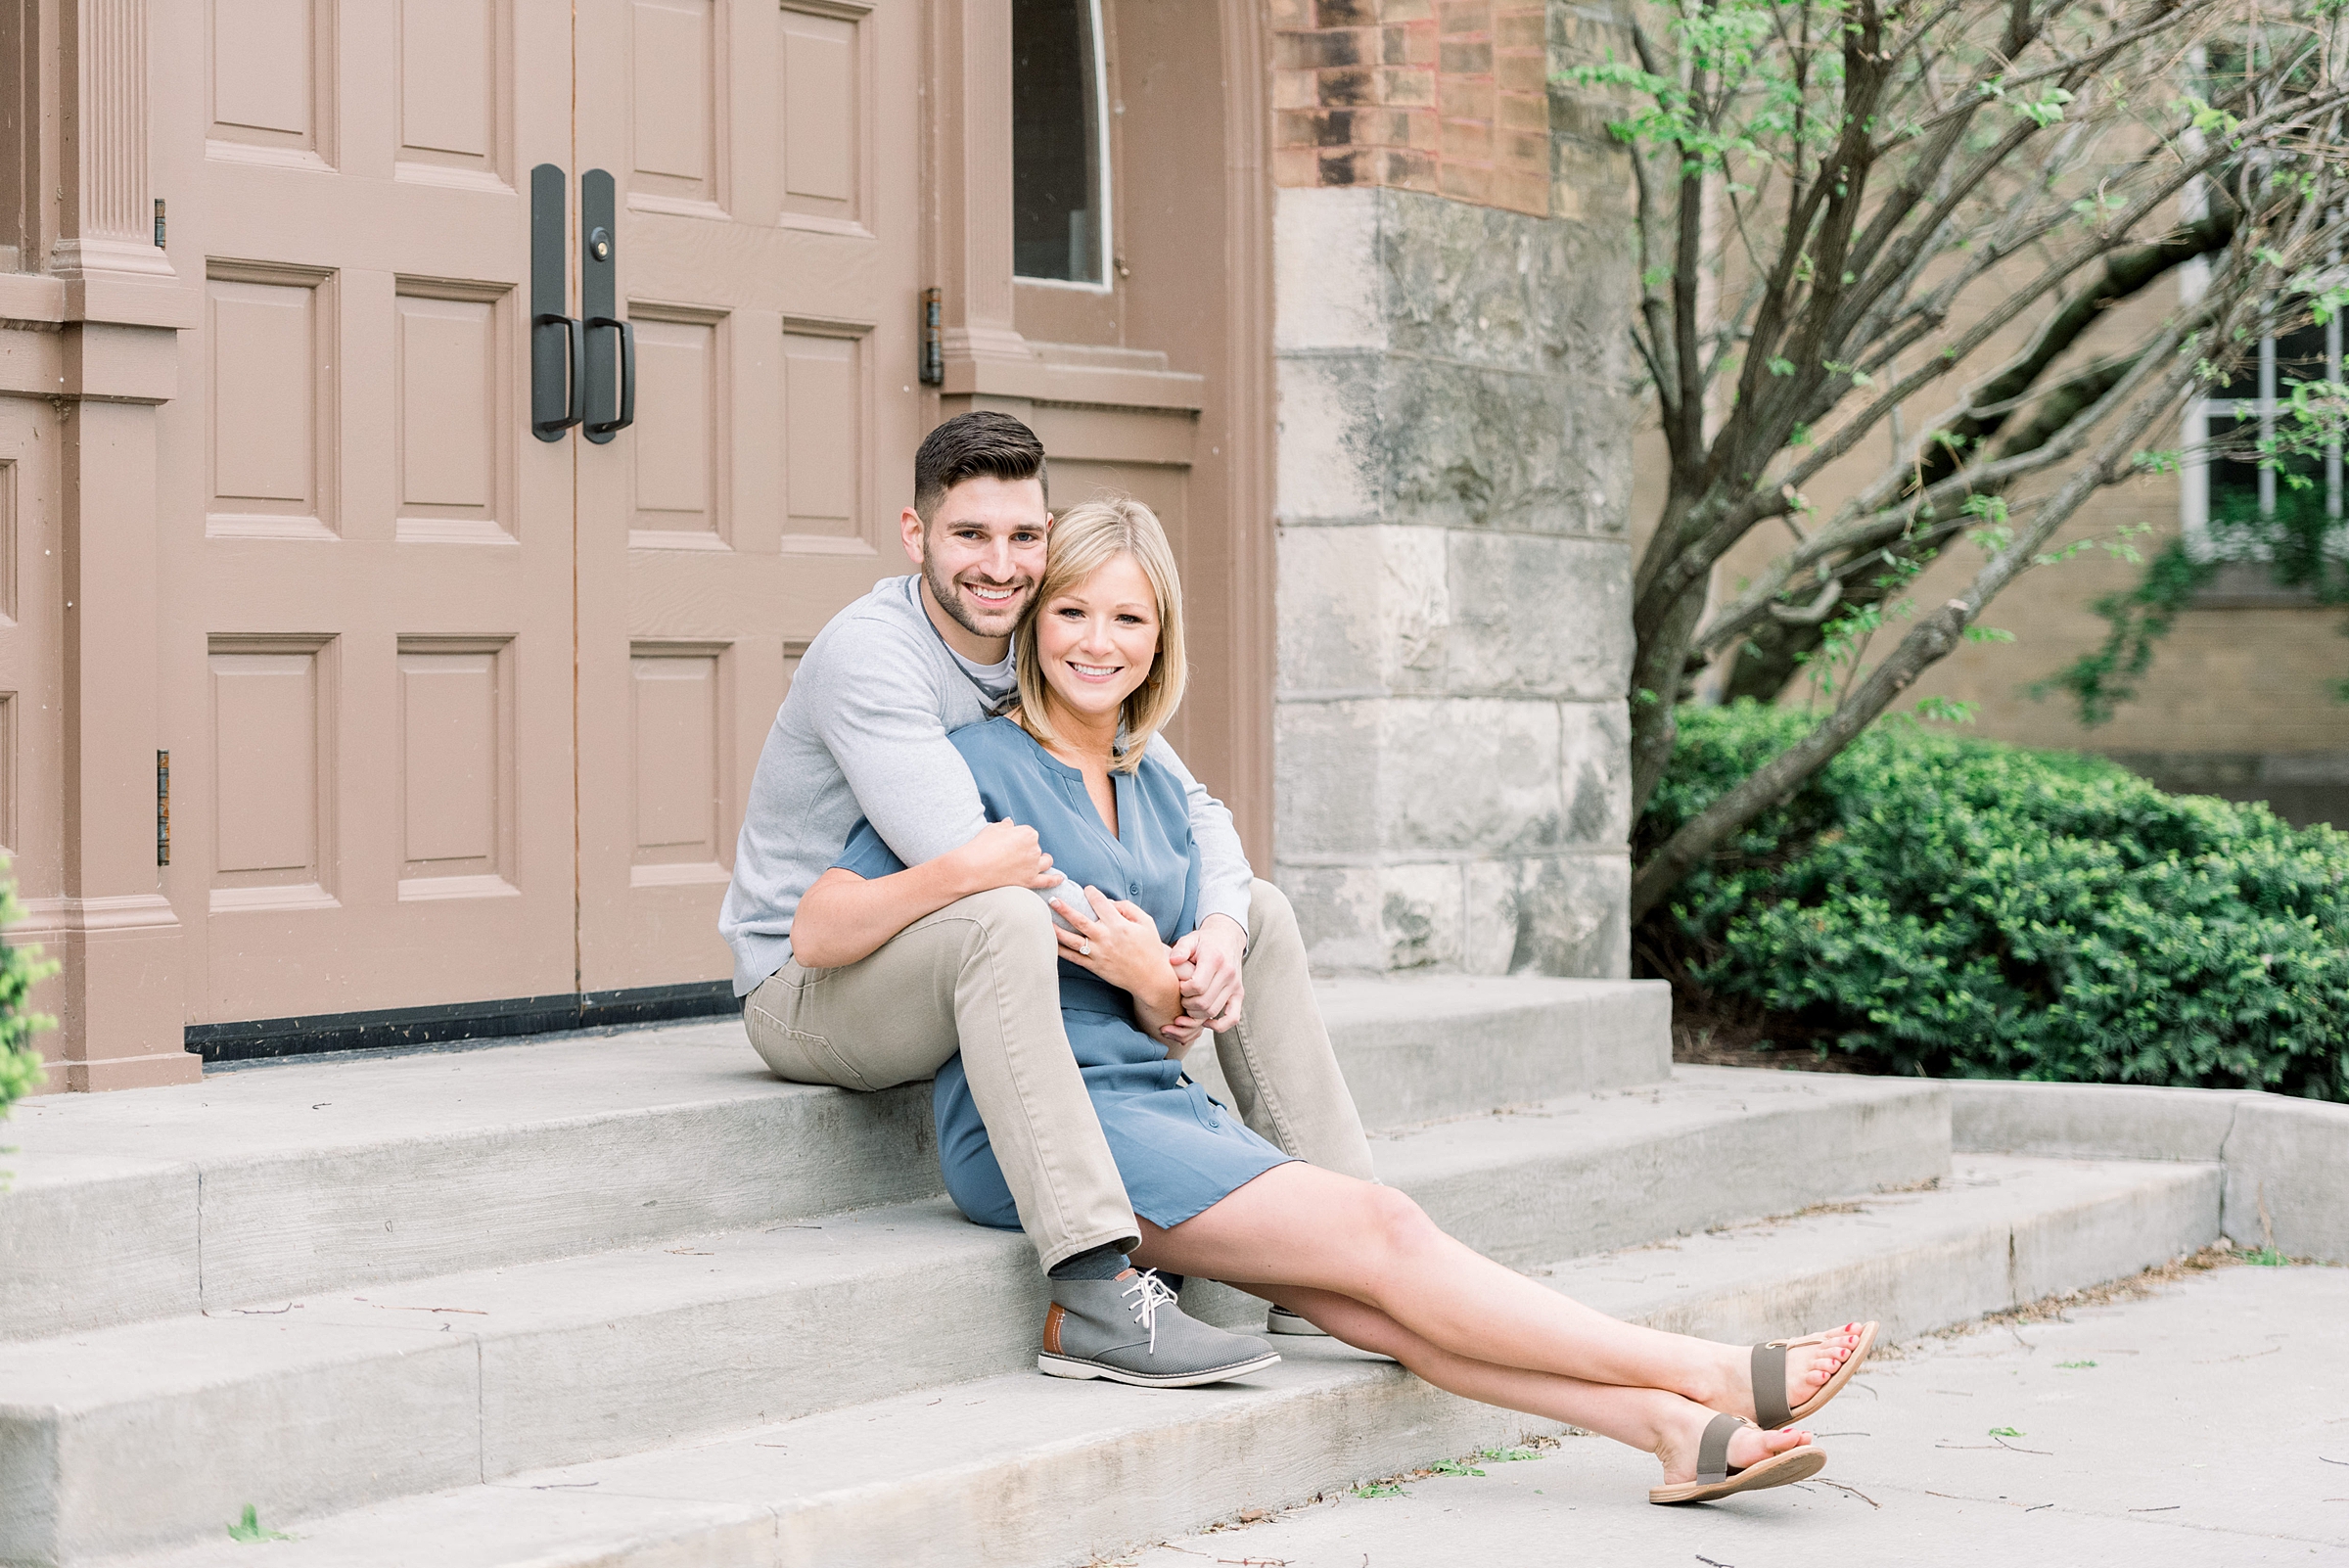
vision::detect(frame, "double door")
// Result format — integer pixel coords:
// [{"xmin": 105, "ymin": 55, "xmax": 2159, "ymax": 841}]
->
[{"xmin": 161, "ymin": 0, "xmax": 922, "ymax": 1024}]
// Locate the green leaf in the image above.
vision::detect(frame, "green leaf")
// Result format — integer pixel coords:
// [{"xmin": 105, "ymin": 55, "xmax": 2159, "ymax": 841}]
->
[
  {"xmin": 227, "ymin": 1505, "xmax": 293, "ymax": 1544},
  {"xmin": 1988, "ymin": 1427, "xmax": 2026, "ymax": 1438},
  {"xmin": 1768, "ymin": 356, "xmax": 1795, "ymax": 377},
  {"xmin": 1915, "ymin": 696, "xmax": 1979, "ymax": 724}
]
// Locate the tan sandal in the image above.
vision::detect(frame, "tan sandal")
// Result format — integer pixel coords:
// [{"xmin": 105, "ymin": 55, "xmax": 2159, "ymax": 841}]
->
[
  {"xmin": 1752, "ymin": 1319, "xmax": 1877, "ymax": 1429},
  {"xmin": 1649, "ymin": 1413, "xmax": 1826, "ymax": 1505}
]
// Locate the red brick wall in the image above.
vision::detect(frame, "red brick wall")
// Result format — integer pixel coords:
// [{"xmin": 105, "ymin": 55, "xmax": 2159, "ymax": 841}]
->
[{"xmin": 1271, "ymin": 0, "xmax": 1552, "ymax": 216}]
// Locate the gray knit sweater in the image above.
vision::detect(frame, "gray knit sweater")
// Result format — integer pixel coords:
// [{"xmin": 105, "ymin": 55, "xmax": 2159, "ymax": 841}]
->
[{"xmin": 719, "ymin": 575, "xmax": 1255, "ymax": 995}]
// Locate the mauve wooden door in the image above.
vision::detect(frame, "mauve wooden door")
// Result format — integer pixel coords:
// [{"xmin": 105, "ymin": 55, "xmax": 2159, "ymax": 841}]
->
[
  {"xmin": 569, "ymin": 0, "xmax": 927, "ymax": 992},
  {"xmin": 161, "ymin": 0, "xmax": 581, "ymax": 1024}
]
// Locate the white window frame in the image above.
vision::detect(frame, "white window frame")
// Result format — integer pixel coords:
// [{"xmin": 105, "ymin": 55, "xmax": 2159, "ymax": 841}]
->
[
  {"xmin": 2184, "ymin": 315, "xmax": 2345, "ymax": 561},
  {"xmin": 1012, "ymin": 0, "xmax": 1114, "ymax": 295},
  {"xmin": 2179, "ymin": 158, "xmax": 2347, "ymax": 561}
]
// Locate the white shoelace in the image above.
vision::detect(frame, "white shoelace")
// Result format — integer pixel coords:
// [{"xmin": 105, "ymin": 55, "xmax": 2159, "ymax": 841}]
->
[{"xmin": 1121, "ymin": 1268, "xmax": 1179, "ymax": 1354}]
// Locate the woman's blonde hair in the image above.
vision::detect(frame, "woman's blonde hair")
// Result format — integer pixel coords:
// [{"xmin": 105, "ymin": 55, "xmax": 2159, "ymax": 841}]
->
[{"xmin": 1010, "ymin": 494, "xmax": 1186, "ymax": 773}]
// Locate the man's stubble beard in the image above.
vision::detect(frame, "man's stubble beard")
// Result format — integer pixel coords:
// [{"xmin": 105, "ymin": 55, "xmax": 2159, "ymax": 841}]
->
[{"xmin": 922, "ymin": 554, "xmax": 1030, "ymax": 642}]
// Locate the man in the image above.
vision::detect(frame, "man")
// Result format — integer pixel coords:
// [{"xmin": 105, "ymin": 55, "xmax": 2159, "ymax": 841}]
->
[{"xmin": 721, "ymin": 411, "xmax": 1373, "ymax": 1388}]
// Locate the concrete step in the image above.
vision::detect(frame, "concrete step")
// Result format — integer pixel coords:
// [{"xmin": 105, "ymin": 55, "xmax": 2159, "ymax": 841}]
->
[
  {"xmin": 2, "ymin": 1071, "xmax": 1936, "ymax": 1564},
  {"xmin": 1541, "ymin": 1151, "xmax": 2225, "ymax": 1344},
  {"xmin": 1374, "ymin": 1067, "xmax": 1947, "ymax": 1268},
  {"xmin": 0, "ymin": 978, "xmax": 1668, "ymax": 1341},
  {"xmin": 83, "ymin": 1153, "xmax": 2221, "ymax": 1568}
]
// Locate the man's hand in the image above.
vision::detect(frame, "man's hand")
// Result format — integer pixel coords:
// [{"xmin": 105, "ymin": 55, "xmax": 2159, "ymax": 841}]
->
[
  {"xmin": 943, "ymin": 818, "xmax": 1063, "ymax": 899},
  {"xmin": 1169, "ymin": 913, "xmax": 1247, "ymax": 1033}
]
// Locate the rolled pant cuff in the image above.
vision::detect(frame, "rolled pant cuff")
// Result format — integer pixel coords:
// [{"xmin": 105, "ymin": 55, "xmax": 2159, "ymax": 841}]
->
[{"xmin": 1037, "ymin": 1224, "xmax": 1145, "ymax": 1275}]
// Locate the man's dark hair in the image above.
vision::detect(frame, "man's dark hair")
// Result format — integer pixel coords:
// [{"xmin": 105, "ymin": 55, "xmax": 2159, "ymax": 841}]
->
[{"xmin": 912, "ymin": 411, "xmax": 1048, "ymax": 523}]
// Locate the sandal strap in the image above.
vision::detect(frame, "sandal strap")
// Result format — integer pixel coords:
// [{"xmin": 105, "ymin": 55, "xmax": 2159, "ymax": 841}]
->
[
  {"xmin": 1695, "ymin": 1412, "xmax": 1746, "ymax": 1484},
  {"xmin": 1752, "ymin": 1341, "xmax": 1793, "ymax": 1429}
]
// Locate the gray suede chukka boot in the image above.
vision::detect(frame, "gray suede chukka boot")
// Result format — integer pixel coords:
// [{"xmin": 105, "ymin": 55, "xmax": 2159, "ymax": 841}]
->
[{"xmin": 1038, "ymin": 1268, "xmax": 1280, "ymax": 1388}]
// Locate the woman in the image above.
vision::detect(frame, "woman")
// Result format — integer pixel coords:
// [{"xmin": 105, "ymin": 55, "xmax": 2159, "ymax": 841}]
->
[{"xmin": 791, "ymin": 497, "xmax": 1873, "ymax": 1505}]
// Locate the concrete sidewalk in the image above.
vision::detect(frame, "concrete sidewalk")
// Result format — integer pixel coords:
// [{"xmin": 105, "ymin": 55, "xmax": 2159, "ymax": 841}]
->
[{"xmin": 1132, "ymin": 1262, "xmax": 2349, "ymax": 1568}]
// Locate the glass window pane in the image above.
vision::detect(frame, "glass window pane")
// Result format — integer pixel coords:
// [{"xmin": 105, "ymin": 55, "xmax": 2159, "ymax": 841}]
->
[
  {"xmin": 2211, "ymin": 342, "xmax": 2262, "ymax": 399},
  {"xmin": 2207, "ymin": 412, "xmax": 2265, "ymax": 523},
  {"xmin": 2276, "ymin": 320, "xmax": 2329, "ymax": 389},
  {"xmin": 1012, "ymin": 0, "xmax": 1103, "ymax": 284}
]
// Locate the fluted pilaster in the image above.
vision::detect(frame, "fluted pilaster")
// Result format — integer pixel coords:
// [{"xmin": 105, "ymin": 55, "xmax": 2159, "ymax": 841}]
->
[{"xmin": 51, "ymin": 0, "xmax": 173, "ymax": 282}]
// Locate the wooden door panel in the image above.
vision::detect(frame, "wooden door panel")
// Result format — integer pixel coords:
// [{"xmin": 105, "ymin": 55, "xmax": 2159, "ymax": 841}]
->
[
  {"xmin": 207, "ymin": 0, "xmax": 335, "ymax": 161},
  {"xmin": 627, "ymin": 312, "xmax": 726, "ymax": 544},
  {"xmin": 207, "ymin": 641, "xmax": 330, "ymax": 901},
  {"xmin": 574, "ymin": 0, "xmax": 924, "ymax": 992},
  {"xmin": 396, "ymin": 639, "xmax": 513, "ymax": 891},
  {"xmin": 629, "ymin": 646, "xmax": 726, "ymax": 872},
  {"xmin": 395, "ymin": 0, "xmax": 510, "ymax": 180},
  {"xmin": 205, "ymin": 267, "xmax": 335, "ymax": 538},
  {"xmin": 778, "ymin": 6, "xmax": 864, "ymax": 225},
  {"xmin": 164, "ymin": 0, "xmax": 578, "ymax": 1027},
  {"xmin": 627, "ymin": 0, "xmax": 725, "ymax": 208},
  {"xmin": 781, "ymin": 329, "xmax": 863, "ymax": 540}
]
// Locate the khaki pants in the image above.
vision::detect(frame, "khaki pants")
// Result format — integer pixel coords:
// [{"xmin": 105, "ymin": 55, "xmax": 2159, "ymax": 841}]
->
[{"xmin": 744, "ymin": 878, "xmax": 1374, "ymax": 1270}]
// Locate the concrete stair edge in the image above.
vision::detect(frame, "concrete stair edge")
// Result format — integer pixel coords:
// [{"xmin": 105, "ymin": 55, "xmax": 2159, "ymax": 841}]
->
[
  {"xmin": 0, "ymin": 978, "xmax": 1671, "ymax": 1342},
  {"xmin": 81, "ymin": 1153, "xmax": 2224, "ymax": 1568},
  {"xmin": 0, "ymin": 1075, "xmax": 1941, "ymax": 1562}
]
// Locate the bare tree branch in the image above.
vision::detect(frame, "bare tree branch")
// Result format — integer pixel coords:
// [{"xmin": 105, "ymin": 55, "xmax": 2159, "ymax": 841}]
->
[{"xmin": 1634, "ymin": 274, "xmax": 2255, "ymax": 920}]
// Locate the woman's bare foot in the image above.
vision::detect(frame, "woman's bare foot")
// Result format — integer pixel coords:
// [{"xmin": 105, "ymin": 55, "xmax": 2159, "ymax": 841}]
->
[
  {"xmin": 1694, "ymin": 1322, "xmax": 1866, "ymax": 1424},
  {"xmin": 1655, "ymin": 1404, "xmax": 1816, "ymax": 1485}
]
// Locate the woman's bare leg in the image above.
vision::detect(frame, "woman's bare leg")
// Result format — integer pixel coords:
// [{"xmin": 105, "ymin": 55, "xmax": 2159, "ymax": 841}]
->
[
  {"xmin": 1129, "ymin": 1162, "xmax": 1861, "ymax": 1425},
  {"xmin": 1224, "ymin": 1282, "xmax": 1815, "ymax": 1486}
]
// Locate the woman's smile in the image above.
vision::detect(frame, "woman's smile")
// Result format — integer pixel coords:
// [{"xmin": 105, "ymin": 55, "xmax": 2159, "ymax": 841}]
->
[{"xmin": 1034, "ymin": 551, "xmax": 1163, "ymax": 729}]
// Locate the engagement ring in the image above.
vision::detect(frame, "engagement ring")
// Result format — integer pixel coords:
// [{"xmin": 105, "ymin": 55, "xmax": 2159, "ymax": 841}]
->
[{"xmin": 1079, "ymin": 939, "xmax": 1092, "ymax": 956}]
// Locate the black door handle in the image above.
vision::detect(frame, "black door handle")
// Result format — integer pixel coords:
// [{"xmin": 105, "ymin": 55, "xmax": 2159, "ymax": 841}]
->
[
  {"xmin": 579, "ymin": 168, "xmax": 632, "ymax": 444},
  {"xmin": 529, "ymin": 162, "xmax": 581, "ymax": 439},
  {"xmin": 585, "ymin": 316, "xmax": 634, "ymax": 437}
]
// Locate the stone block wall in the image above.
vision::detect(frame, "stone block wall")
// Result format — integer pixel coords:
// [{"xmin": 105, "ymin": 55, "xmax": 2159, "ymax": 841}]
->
[{"xmin": 1269, "ymin": 2, "xmax": 1637, "ymax": 977}]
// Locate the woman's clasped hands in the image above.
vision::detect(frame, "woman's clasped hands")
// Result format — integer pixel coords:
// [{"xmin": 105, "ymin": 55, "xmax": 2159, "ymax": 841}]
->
[{"xmin": 1049, "ymin": 883, "xmax": 1191, "ymax": 1047}]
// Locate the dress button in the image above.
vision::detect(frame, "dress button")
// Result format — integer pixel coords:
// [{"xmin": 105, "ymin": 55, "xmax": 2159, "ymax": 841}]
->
[{"xmin": 1128, "ymin": 882, "xmax": 1140, "ymax": 896}]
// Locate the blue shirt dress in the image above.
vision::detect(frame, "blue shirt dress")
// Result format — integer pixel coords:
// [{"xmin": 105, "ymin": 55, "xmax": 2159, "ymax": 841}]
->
[{"xmin": 833, "ymin": 716, "xmax": 1293, "ymax": 1232}]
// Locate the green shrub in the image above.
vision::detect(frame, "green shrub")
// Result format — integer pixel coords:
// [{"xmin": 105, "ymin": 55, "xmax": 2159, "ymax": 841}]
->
[
  {"xmin": 0, "ymin": 875, "xmax": 52, "ymax": 1125},
  {"xmin": 1638, "ymin": 703, "xmax": 2349, "ymax": 1100}
]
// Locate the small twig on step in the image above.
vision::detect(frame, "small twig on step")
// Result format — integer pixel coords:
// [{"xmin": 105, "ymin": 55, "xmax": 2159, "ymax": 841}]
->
[
  {"xmin": 1805, "ymin": 1478, "xmax": 1881, "ymax": 1509},
  {"xmin": 353, "ymin": 1298, "xmax": 487, "ymax": 1314},
  {"xmin": 1933, "ymin": 1437, "xmax": 2052, "ymax": 1455},
  {"xmin": 2320, "ymin": 1455, "xmax": 2349, "ymax": 1466}
]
